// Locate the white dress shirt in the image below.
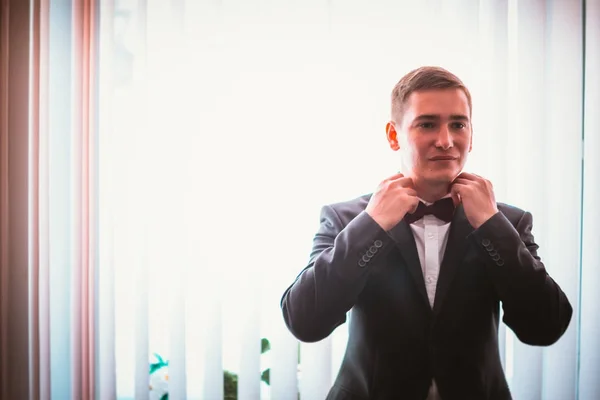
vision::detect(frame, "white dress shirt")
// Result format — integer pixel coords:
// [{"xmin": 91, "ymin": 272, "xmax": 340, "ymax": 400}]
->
[{"xmin": 408, "ymin": 197, "xmax": 453, "ymax": 400}]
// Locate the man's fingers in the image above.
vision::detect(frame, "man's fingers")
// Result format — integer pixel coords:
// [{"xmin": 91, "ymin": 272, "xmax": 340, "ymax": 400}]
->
[
  {"xmin": 455, "ymin": 172, "xmax": 478, "ymax": 181},
  {"xmin": 452, "ymin": 178, "xmax": 471, "ymax": 186},
  {"xmin": 454, "ymin": 175, "xmax": 492, "ymax": 191},
  {"xmin": 450, "ymin": 185, "xmax": 462, "ymax": 207},
  {"xmin": 388, "ymin": 176, "xmax": 416, "ymax": 190},
  {"xmin": 456, "ymin": 172, "xmax": 490, "ymax": 186},
  {"xmin": 387, "ymin": 172, "xmax": 405, "ymax": 181},
  {"xmin": 450, "ymin": 182, "xmax": 470, "ymax": 194},
  {"xmin": 451, "ymin": 182, "xmax": 469, "ymax": 191},
  {"xmin": 399, "ymin": 177, "xmax": 415, "ymax": 188},
  {"xmin": 406, "ymin": 196, "xmax": 420, "ymax": 214},
  {"xmin": 384, "ymin": 176, "xmax": 414, "ymax": 188}
]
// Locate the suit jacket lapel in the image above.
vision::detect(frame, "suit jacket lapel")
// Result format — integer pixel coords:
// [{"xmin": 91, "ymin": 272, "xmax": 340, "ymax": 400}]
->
[
  {"xmin": 433, "ymin": 204, "xmax": 474, "ymax": 315},
  {"xmin": 387, "ymin": 220, "xmax": 430, "ymax": 308}
]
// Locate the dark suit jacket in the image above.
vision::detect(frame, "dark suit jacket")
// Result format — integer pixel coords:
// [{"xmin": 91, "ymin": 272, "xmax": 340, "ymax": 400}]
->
[{"xmin": 281, "ymin": 194, "xmax": 572, "ymax": 400}]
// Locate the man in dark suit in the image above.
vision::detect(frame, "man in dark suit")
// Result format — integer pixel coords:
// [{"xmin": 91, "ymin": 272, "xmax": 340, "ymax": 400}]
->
[{"xmin": 280, "ymin": 66, "xmax": 572, "ymax": 399}]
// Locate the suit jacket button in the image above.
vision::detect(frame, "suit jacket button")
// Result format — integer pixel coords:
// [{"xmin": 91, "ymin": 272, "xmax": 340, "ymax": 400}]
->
[
  {"xmin": 362, "ymin": 255, "xmax": 370, "ymax": 263},
  {"xmin": 492, "ymin": 254, "xmax": 500, "ymax": 261},
  {"xmin": 369, "ymin": 245, "xmax": 378, "ymax": 253},
  {"xmin": 374, "ymin": 240, "xmax": 383, "ymax": 248},
  {"xmin": 358, "ymin": 260, "xmax": 367, "ymax": 268},
  {"xmin": 497, "ymin": 259, "xmax": 505, "ymax": 266},
  {"xmin": 482, "ymin": 238, "xmax": 491, "ymax": 247}
]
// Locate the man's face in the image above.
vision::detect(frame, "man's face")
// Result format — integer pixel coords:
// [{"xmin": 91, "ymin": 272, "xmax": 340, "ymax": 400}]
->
[{"xmin": 387, "ymin": 88, "xmax": 472, "ymax": 185}]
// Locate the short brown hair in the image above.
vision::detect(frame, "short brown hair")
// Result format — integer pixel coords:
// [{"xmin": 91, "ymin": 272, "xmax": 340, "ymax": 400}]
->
[{"xmin": 391, "ymin": 66, "xmax": 472, "ymax": 123}]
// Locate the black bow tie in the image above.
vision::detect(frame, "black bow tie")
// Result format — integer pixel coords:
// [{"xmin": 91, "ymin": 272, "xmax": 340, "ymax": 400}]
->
[{"xmin": 404, "ymin": 197, "xmax": 455, "ymax": 224}]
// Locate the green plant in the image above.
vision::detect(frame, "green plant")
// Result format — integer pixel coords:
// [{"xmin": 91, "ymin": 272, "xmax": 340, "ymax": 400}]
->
[
  {"xmin": 152, "ymin": 338, "xmax": 273, "ymax": 400},
  {"xmin": 149, "ymin": 353, "xmax": 169, "ymax": 400},
  {"xmin": 224, "ymin": 337, "xmax": 272, "ymax": 399},
  {"xmin": 149, "ymin": 353, "xmax": 169, "ymax": 375},
  {"xmin": 149, "ymin": 360, "xmax": 239, "ymax": 400},
  {"xmin": 224, "ymin": 370, "xmax": 238, "ymax": 400},
  {"xmin": 261, "ymin": 337, "xmax": 271, "ymax": 385}
]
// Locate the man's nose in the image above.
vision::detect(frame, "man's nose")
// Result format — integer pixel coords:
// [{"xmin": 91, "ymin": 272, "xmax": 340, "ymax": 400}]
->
[{"xmin": 435, "ymin": 126, "xmax": 453, "ymax": 150}]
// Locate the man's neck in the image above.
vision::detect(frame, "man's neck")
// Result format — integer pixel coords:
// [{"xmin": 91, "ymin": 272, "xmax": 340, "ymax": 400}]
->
[{"xmin": 412, "ymin": 178, "xmax": 451, "ymax": 204}]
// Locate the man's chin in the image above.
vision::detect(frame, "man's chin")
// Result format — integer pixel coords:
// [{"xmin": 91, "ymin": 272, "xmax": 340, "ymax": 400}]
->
[
  {"xmin": 425, "ymin": 173, "xmax": 455, "ymax": 186},
  {"xmin": 411, "ymin": 169, "xmax": 459, "ymax": 187}
]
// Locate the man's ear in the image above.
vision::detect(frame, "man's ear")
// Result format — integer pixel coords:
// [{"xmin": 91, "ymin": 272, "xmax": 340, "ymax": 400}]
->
[
  {"xmin": 469, "ymin": 132, "xmax": 473, "ymax": 152},
  {"xmin": 386, "ymin": 121, "xmax": 400, "ymax": 151},
  {"xmin": 468, "ymin": 122, "xmax": 474, "ymax": 152}
]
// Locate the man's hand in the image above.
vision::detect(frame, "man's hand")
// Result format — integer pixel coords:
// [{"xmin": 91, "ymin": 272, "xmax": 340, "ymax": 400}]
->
[
  {"xmin": 450, "ymin": 172, "xmax": 499, "ymax": 229},
  {"xmin": 366, "ymin": 173, "xmax": 420, "ymax": 231}
]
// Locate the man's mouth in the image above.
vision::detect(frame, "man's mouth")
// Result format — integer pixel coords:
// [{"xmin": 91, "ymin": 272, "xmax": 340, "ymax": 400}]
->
[{"xmin": 429, "ymin": 156, "xmax": 458, "ymax": 161}]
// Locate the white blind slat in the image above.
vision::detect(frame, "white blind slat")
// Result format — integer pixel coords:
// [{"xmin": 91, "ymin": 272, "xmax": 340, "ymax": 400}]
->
[
  {"xmin": 541, "ymin": 0, "xmax": 583, "ymax": 398},
  {"xmin": 270, "ymin": 329, "xmax": 299, "ymax": 400},
  {"xmin": 300, "ymin": 337, "xmax": 333, "ymax": 400},
  {"xmin": 506, "ymin": 0, "xmax": 547, "ymax": 395},
  {"xmin": 96, "ymin": 0, "xmax": 117, "ymax": 396},
  {"xmin": 579, "ymin": 0, "xmax": 600, "ymax": 397}
]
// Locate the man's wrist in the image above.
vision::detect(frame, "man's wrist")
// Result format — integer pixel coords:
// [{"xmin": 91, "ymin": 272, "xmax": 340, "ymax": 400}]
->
[{"xmin": 473, "ymin": 210, "xmax": 500, "ymax": 229}]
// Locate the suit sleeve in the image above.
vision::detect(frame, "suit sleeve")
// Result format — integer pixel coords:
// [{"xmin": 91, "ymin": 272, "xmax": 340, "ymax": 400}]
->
[
  {"xmin": 280, "ymin": 205, "xmax": 393, "ymax": 343},
  {"xmin": 469, "ymin": 211, "xmax": 573, "ymax": 346}
]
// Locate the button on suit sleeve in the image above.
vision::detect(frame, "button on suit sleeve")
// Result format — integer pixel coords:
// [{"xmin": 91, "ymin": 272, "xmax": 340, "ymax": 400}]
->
[
  {"xmin": 281, "ymin": 205, "xmax": 392, "ymax": 343},
  {"xmin": 469, "ymin": 211, "xmax": 572, "ymax": 345}
]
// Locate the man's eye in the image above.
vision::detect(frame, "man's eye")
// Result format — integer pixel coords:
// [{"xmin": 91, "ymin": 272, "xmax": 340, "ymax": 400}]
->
[
  {"xmin": 451, "ymin": 122, "xmax": 466, "ymax": 129},
  {"xmin": 419, "ymin": 123, "xmax": 435, "ymax": 129}
]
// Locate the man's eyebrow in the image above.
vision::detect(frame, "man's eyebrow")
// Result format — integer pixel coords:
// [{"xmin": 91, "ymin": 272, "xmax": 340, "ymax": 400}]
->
[
  {"xmin": 414, "ymin": 114, "xmax": 440, "ymax": 121},
  {"xmin": 413, "ymin": 114, "xmax": 469, "ymax": 121}
]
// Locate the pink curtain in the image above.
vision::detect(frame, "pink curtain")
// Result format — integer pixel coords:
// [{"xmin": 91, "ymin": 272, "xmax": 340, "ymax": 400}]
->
[
  {"xmin": 0, "ymin": 0, "xmax": 98, "ymax": 398},
  {"xmin": 72, "ymin": 1, "xmax": 97, "ymax": 398}
]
